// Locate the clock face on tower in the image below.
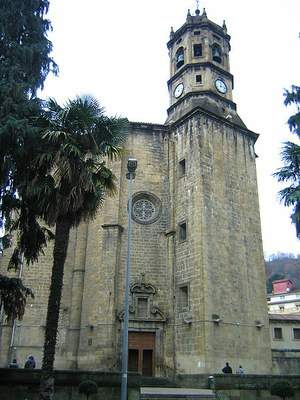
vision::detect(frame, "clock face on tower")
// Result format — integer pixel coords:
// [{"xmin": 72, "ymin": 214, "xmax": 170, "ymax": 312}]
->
[
  {"xmin": 215, "ymin": 78, "xmax": 227, "ymax": 94},
  {"xmin": 174, "ymin": 83, "xmax": 184, "ymax": 98}
]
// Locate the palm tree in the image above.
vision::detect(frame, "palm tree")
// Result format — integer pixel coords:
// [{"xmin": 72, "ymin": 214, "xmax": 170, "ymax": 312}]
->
[
  {"xmin": 31, "ymin": 96, "xmax": 126, "ymax": 400},
  {"xmin": 274, "ymin": 141, "xmax": 300, "ymax": 237}
]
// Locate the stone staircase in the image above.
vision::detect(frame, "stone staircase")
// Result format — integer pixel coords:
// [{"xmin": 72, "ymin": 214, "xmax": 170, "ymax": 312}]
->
[{"xmin": 140, "ymin": 387, "xmax": 216, "ymax": 400}]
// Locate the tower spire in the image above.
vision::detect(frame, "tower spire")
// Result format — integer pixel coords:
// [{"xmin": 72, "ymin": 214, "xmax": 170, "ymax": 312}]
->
[{"xmin": 195, "ymin": 0, "xmax": 200, "ymax": 16}]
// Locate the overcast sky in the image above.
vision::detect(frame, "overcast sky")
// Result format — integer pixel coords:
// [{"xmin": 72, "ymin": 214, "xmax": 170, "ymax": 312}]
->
[{"xmin": 42, "ymin": 0, "xmax": 300, "ymax": 258}]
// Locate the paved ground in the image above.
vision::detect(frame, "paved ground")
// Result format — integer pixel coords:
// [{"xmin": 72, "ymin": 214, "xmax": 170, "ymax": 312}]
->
[{"xmin": 140, "ymin": 387, "xmax": 215, "ymax": 397}]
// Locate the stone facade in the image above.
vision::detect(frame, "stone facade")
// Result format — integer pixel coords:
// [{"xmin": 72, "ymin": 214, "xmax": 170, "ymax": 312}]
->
[
  {"xmin": 269, "ymin": 314, "xmax": 300, "ymax": 374},
  {"xmin": 0, "ymin": 8, "xmax": 272, "ymax": 375}
]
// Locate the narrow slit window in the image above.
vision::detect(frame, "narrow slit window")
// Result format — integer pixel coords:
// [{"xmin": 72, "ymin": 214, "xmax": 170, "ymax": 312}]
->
[
  {"xmin": 178, "ymin": 158, "xmax": 186, "ymax": 177},
  {"xmin": 193, "ymin": 44, "xmax": 202, "ymax": 57},
  {"xmin": 178, "ymin": 285, "xmax": 189, "ymax": 310},
  {"xmin": 179, "ymin": 221, "xmax": 187, "ymax": 241}
]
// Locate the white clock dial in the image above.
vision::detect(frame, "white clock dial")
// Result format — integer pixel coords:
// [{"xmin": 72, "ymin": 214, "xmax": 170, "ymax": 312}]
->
[
  {"xmin": 215, "ymin": 79, "xmax": 227, "ymax": 94},
  {"xmin": 174, "ymin": 83, "xmax": 184, "ymax": 98}
]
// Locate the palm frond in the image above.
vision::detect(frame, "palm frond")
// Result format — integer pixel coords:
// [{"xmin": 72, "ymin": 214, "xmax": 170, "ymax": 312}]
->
[
  {"xmin": 278, "ymin": 186, "xmax": 300, "ymax": 207},
  {"xmin": 284, "ymin": 86, "xmax": 300, "ymax": 108}
]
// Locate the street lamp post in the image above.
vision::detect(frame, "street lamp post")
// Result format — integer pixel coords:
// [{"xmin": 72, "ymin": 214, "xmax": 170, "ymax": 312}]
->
[{"xmin": 120, "ymin": 158, "xmax": 137, "ymax": 400}]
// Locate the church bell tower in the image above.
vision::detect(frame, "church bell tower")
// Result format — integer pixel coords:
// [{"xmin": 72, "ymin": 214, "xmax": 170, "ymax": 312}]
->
[{"xmin": 165, "ymin": 6, "xmax": 272, "ymax": 374}]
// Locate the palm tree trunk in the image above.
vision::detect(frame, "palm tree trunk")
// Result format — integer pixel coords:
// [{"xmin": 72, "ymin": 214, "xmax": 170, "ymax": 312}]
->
[{"xmin": 39, "ymin": 217, "xmax": 72, "ymax": 400}]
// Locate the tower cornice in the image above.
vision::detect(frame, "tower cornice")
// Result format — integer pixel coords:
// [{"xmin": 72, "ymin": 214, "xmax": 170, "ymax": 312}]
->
[
  {"xmin": 167, "ymin": 90, "xmax": 237, "ymax": 113},
  {"xmin": 167, "ymin": 20, "xmax": 230, "ymax": 50},
  {"xmin": 167, "ymin": 62, "xmax": 234, "ymax": 88}
]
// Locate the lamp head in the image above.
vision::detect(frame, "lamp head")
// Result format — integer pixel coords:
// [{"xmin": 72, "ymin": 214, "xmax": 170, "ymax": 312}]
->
[{"xmin": 127, "ymin": 158, "xmax": 137, "ymax": 173}]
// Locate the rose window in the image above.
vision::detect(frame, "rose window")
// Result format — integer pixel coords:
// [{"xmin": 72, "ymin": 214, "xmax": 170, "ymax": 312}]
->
[
  {"xmin": 133, "ymin": 199, "xmax": 156, "ymax": 222},
  {"xmin": 131, "ymin": 192, "xmax": 162, "ymax": 225}
]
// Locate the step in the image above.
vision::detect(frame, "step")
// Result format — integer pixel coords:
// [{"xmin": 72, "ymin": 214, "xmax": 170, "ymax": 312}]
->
[
  {"xmin": 140, "ymin": 377, "xmax": 177, "ymax": 387},
  {"xmin": 140, "ymin": 387, "xmax": 216, "ymax": 399}
]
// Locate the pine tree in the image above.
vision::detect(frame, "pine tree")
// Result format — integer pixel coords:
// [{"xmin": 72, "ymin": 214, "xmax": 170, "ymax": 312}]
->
[
  {"xmin": 0, "ymin": 0, "xmax": 57, "ymax": 319},
  {"xmin": 274, "ymin": 86, "xmax": 300, "ymax": 237}
]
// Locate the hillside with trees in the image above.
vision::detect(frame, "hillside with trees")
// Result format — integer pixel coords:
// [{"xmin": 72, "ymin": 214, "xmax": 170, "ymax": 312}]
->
[{"xmin": 265, "ymin": 253, "xmax": 300, "ymax": 293}]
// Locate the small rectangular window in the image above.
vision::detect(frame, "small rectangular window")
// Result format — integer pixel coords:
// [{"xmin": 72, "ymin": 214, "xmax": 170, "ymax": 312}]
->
[
  {"xmin": 193, "ymin": 44, "xmax": 202, "ymax": 57},
  {"xmin": 274, "ymin": 327, "xmax": 283, "ymax": 339},
  {"xmin": 194, "ymin": 31, "xmax": 200, "ymax": 35},
  {"xmin": 293, "ymin": 328, "xmax": 300, "ymax": 340},
  {"xmin": 178, "ymin": 158, "xmax": 186, "ymax": 177},
  {"xmin": 178, "ymin": 285, "xmax": 189, "ymax": 310},
  {"xmin": 179, "ymin": 221, "xmax": 187, "ymax": 241},
  {"xmin": 196, "ymin": 75, "xmax": 202, "ymax": 83}
]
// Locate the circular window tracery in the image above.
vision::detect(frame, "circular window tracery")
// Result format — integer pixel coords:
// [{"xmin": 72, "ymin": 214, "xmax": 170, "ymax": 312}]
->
[
  {"xmin": 133, "ymin": 199, "xmax": 156, "ymax": 222},
  {"xmin": 131, "ymin": 192, "xmax": 162, "ymax": 225}
]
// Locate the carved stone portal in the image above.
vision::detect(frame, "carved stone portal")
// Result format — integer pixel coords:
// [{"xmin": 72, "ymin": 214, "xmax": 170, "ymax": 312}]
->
[{"xmin": 118, "ymin": 275, "xmax": 167, "ymax": 322}]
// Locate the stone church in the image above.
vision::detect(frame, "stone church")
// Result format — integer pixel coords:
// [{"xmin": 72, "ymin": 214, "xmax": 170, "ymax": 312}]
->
[{"xmin": 0, "ymin": 7, "xmax": 272, "ymax": 375}]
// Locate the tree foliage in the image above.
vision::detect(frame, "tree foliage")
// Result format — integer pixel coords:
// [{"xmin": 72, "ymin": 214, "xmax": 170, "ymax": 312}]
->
[
  {"xmin": 34, "ymin": 96, "xmax": 125, "ymax": 229},
  {"xmin": 78, "ymin": 380, "xmax": 98, "ymax": 400},
  {"xmin": 284, "ymin": 86, "xmax": 300, "ymax": 137},
  {"xmin": 274, "ymin": 85, "xmax": 300, "ymax": 238},
  {"xmin": 0, "ymin": 0, "xmax": 57, "ymax": 320},
  {"xmin": 0, "ymin": 274, "xmax": 34, "ymax": 321}
]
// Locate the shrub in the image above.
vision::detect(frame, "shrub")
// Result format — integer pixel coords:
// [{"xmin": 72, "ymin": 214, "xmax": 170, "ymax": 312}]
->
[
  {"xmin": 270, "ymin": 381, "xmax": 294, "ymax": 400},
  {"xmin": 78, "ymin": 380, "xmax": 98, "ymax": 400}
]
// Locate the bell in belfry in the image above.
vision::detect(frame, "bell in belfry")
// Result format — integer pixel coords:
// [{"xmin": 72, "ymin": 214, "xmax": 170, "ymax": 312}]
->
[
  {"xmin": 176, "ymin": 49, "xmax": 184, "ymax": 69},
  {"xmin": 212, "ymin": 45, "xmax": 222, "ymax": 63}
]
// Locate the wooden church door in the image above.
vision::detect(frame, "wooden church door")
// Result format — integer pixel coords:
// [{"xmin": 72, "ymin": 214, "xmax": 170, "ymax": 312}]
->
[{"xmin": 128, "ymin": 332, "xmax": 155, "ymax": 376}]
